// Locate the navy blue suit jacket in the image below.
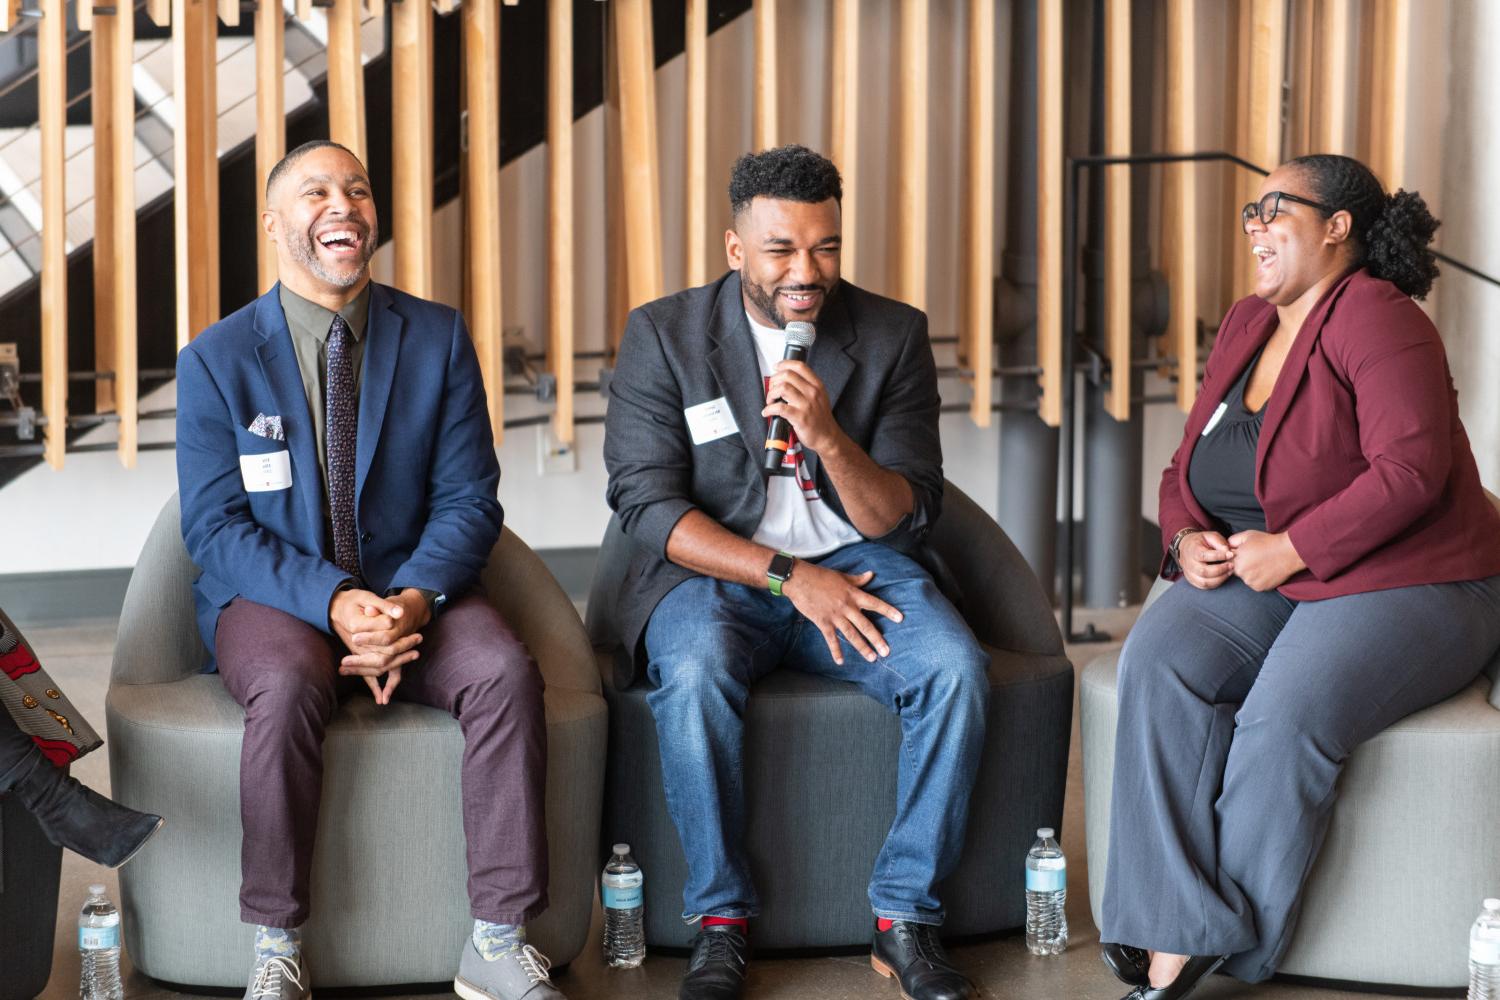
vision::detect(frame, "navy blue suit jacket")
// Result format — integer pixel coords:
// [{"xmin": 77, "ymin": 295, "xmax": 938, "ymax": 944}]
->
[{"xmin": 175, "ymin": 282, "xmax": 503, "ymax": 667}]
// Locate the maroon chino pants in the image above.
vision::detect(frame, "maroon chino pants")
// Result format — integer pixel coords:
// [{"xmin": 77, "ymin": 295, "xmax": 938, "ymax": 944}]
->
[{"xmin": 214, "ymin": 592, "xmax": 548, "ymax": 928}]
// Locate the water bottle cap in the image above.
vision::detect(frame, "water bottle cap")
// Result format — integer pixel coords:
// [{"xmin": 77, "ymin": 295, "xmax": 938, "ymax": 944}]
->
[
  {"xmin": 1486, "ymin": 897, "xmax": 1500, "ymax": 910},
  {"xmin": 1036, "ymin": 827, "xmax": 1054, "ymax": 839},
  {"xmin": 88, "ymin": 883, "xmax": 106, "ymax": 896},
  {"xmin": 613, "ymin": 843, "xmax": 631, "ymax": 856}
]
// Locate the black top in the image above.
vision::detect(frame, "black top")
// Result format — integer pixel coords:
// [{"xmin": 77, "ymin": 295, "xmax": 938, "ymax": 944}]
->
[{"xmin": 1187, "ymin": 349, "xmax": 1268, "ymax": 535}]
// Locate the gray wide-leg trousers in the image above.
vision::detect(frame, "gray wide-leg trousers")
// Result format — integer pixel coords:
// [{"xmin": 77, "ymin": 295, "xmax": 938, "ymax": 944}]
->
[{"xmin": 1101, "ymin": 574, "xmax": 1500, "ymax": 982}]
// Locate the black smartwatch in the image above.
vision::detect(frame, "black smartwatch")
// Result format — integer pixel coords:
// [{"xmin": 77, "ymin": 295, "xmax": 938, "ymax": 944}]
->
[{"xmin": 767, "ymin": 552, "xmax": 795, "ymax": 597}]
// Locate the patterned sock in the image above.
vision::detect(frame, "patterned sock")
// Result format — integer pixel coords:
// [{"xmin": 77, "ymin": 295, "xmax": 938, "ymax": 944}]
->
[
  {"xmin": 473, "ymin": 920, "xmax": 525, "ymax": 961},
  {"xmin": 254, "ymin": 925, "xmax": 302, "ymax": 961},
  {"xmin": 876, "ymin": 917, "xmax": 895, "ymax": 932},
  {"xmin": 703, "ymin": 916, "xmax": 748, "ymax": 933}
]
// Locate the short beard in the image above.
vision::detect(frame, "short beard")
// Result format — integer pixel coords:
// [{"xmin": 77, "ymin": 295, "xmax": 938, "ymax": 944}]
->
[
  {"xmin": 742, "ymin": 275, "xmax": 789, "ymax": 328},
  {"xmin": 284, "ymin": 218, "xmax": 378, "ymax": 289}
]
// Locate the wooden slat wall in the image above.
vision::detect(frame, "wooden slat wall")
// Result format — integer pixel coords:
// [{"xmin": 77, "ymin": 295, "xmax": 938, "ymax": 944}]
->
[
  {"xmin": 829, "ymin": 0, "xmax": 859, "ymax": 283},
  {"xmin": 174, "ymin": 0, "xmax": 219, "ymax": 348},
  {"xmin": 91, "ymin": 10, "xmax": 117, "ymax": 413},
  {"xmin": 392, "ymin": 0, "xmax": 434, "ymax": 296},
  {"xmin": 256, "ymin": 0, "xmax": 285, "ymax": 294},
  {"xmin": 464, "ymin": 0, "xmax": 505, "ymax": 442},
  {"xmin": 753, "ymin": 0, "xmax": 776, "ymax": 151},
  {"xmin": 1289, "ymin": 0, "xmax": 1314, "ymax": 156},
  {"xmin": 964, "ymin": 0, "xmax": 993, "ymax": 427},
  {"xmin": 39, "ymin": 0, "xmax": 66, "ymax": 468},
  {"xmin": 1368, "ymin": 0, "xmax": 1409, "ymax": 189},
  {"xmin": 896, "ymin": 0, "xmax": 927, "ymax": 311},
  {"xmin": 218, "ymin": 0, "xmax": 239, "ymax": 28},
  {"xmin": 548, "ymin": 0, "xmax": 575, "ymax": 444},
  {"xmin": 0, "ymin": 0, "xmax": 21, "ymax": 32},
  {"xmin": 1315, "ymin": 0, "xmax": 1352, "ymax": 154},
  {"xmin": 1103, "ymin": 0, "xmax": 1131, "ymax": 422},
  {"xmin": 326, "ymin": 0, "xmax": 367, "ymax": 163},
  {"xmin": 604, "ymin": 6, "xmax": 629, "ymax": 354},
  {"xmin": 614, "ymin": 0, "xmax": 663, "ymax": 310},
  {"xmin": 148, "ymin": 0, "xmax": 170, "ymax": 27},
  {"xmin": 1167, "ymin": 0, "xmax": 1198, "ymax": 414},
  {"xmin": 1225, "ymin": 0, "xmax": 1252, "ymax": 308},
  {"xmin": 1036, "ymin": 0, "xmax": 1063, "ymax": 428},
  {"xmin": 683, "ymin": 0, "xmax": 707, "ymax": 288}
]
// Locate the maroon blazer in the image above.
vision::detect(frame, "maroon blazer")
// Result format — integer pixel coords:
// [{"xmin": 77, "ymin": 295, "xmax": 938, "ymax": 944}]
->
[{"xmin": 1159, "ymin": 268, "xmax": 1500, "ymax": 598}]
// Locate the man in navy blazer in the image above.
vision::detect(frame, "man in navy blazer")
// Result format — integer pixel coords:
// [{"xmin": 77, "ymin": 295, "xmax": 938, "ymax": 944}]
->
[{"xmin": 176, "ymin": 141, "xmax": 564, "ymax": 1000}]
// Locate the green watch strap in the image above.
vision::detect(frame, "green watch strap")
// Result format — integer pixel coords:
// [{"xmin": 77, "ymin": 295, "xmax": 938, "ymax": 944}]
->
[{"xmin": 767, "ymin": 552, "xmax": 795, "ymax": 597}]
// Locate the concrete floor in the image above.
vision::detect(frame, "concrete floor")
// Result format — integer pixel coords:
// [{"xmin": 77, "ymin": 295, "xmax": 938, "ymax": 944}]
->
[{"xmin": 23, "ymin": 609, "xmax": 1438, "ymax": 1000}]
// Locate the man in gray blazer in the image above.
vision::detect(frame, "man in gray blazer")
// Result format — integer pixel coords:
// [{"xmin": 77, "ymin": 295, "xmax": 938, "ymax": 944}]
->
[{"xmin": 604, "ymin": 145, "xmax": 986, "ymax": 1000}]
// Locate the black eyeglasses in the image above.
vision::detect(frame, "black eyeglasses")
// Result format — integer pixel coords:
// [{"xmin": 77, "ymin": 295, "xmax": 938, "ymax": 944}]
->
[{"xmin": 1240, "ymin": 191, "xmax": 1336, "ymax": 233}]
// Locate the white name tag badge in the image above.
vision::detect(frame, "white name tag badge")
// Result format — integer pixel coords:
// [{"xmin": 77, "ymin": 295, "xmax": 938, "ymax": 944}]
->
[
  {"xmin": 684, "ymin": 397, "xmax": 740, "ymax": 446},
  {"xmin": 240, "ymin": 450, "xmax": 293, "ymax": 492},
  {"xmin": 1201, "ymin": 402, "xmax": 1228, "ymax": 437}
]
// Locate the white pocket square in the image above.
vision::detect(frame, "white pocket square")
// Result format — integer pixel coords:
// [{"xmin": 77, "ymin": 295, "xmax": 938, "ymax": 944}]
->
[{"xmin": 248, "ymin": 413, "xmax": 285, "ymax": 442}]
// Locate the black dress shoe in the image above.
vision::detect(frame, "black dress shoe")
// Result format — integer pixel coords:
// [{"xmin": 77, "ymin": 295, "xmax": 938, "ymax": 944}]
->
[
  {"xmin": 1101, "ymin": 943, "xmax": 1150, "ymax": 986},
  {"xmin": 1121, "ymin": 954, "xmax": 1228, "ymax": 1000},
  {"xmin": 679, "ymin": 924, "xmax": 749, "ymax": 1000},
  {"xmin": 870, "ymin": 920, "xmax": 978, "ymax": 1000}
]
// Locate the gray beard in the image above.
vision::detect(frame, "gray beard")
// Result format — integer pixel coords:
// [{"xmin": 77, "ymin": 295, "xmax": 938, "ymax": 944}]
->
[{"xmin": 285, "ymin": 222, "xmax": 378, "ymax": 288}]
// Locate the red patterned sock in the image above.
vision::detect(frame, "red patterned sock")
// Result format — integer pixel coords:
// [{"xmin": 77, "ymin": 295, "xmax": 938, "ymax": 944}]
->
[
  {"xmin": 876, "ymin": 918, "xmax": 895, "ymax": 932},
  {"xmin": 703, "ymin": 916, "xmax": 748, "ymax": 933}
]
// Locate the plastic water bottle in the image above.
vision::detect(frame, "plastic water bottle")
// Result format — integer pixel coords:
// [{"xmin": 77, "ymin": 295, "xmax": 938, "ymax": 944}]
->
[
  {"xmin": 79, "ymin": 883, "xmax": 124, "ymax": 1000},
  {"xmin": 1471, "ymin": 898, "xmax": 1500, "ymax": 999},
  {"xmin": 1025, "ymin": 827, "xmax": 1068, "ymax": 956},
  {"xmin": 602, "ymin": 843, "xmax": 645, "ymax": 968}
]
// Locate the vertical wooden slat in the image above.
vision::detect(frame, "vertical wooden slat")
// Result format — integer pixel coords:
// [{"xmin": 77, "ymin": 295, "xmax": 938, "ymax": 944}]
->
[
  {"xmin": 1314, "ymin": 0, "xmax": 1352, "ymax": 154},
  {"xmin": 148, "ymin": 0, "xmax": 171, "ymax": 27},
  {"xmin": 1232, "ymin": 0, "xmax": 1284, "ymax": 304},
  {"xmin": 1289, "ymin": 0, "xmax": 1314, "ymax": 156},
  {"xmin": 829, "ymin": 0, "xmax": 859, "ymax": 283},
  {"xmin": 256, "ymin": 0, "xmax": 285, "ymax": 294},
  {"xmin": 326, "ymin": 0, "xmax": 367, "ymax": 163},
  {"xmin": 683, "ymin": 0, "xmax": 707, "ymax": 288},
  {"xmin": 896, "ymin": 0, "xmax": 927, "ymax": 310},
  {"xmin": 1368, "ymin": 0, "xmax": 1409, "ymax": 189},
  {"xmin": 174, "ymin": 0, "xmax": 219, "ymax": 348},
  {"xmin": 752, "ymin": 0, "xmax": 775, "ymax": 151},
  {"xmin": 1167, "ymin": 0, "xmax": 1198, "ymax": 414},
  {"xmin": 392, "ymin": 0, "xmax": 433, "ymax": 296},
  {"xmin": 464, "ymin": 0, "xmax": 504, "ymax": 442},
  {"xmin": 93, "ymin": 10, "xmax": 117, "ymax": 413},
  {"xmin": 78, "ymin": 0, "xmax": 92, "ymax": 34},
  {"xmin": 1036, "ymin": 0, "xmax": 1063, "ymax": 428},
  {"xmin": 548, "ymin": 0, "xmax": 575, "ymax": 445},
  {"xmin": 964, "ymin": 0, "xmax": 993, "ymax": 428},
  {"xmin": 604, "ymin": 6, "xmax": 629, "ymax": 354},
  {"xmin": 296, "ymin": 0, "xmax": 311, "ymax": 23},
  {"xmin": 39, "ymin": 0, "xmax": 66, "ymax": 468},
  {"xmin": 1, "ymin": 0, "xmax": 22, "ymax": 32},
  {"xmin": 218, "ymin": 0, "xmax": 239, "ymax": 29},
  {"xmin": 365, "ymin": 0, "xmax": 384, "ymax": 20},
  {"xmin": 614, "ymin": 0, "xmax": 663, "ymax": 310},
  {"xmin": 1225, "ymin": 0, "xmax": 1252, "ymax": 308},
  {"xmin": 1103, "ymin": 0, "xmax": 1130, "ymax": 422}
]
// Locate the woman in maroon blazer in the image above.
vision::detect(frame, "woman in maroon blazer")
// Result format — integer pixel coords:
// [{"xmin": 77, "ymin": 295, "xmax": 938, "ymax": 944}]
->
[{"xmin": 1097, "ymin": 154, "xmax": 1500, "ymax": 1000}]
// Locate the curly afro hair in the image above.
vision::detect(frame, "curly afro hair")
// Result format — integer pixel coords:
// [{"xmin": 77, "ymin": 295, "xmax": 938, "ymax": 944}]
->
[
  {"xmin": 1288, "ymin": 154, "xmax": 1441, "ymax": 299},
  {"xmin": 729, "ymin": 145, "xmax": 842, "ymax": 220}
]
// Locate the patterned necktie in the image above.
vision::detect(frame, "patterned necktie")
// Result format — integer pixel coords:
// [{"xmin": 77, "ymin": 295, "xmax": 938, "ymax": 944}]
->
[{"xmin": 326, "ymin": 313, "xmax": 361, "ymax": 579}]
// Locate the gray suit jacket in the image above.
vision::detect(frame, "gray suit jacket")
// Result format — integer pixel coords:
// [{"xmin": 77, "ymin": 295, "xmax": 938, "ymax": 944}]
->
[{"xmin": 602, "ymin": 271, "xmax": 944, "ymax": 687}]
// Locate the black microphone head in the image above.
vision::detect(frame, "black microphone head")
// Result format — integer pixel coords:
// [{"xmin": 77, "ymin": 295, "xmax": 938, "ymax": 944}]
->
[{"xmin": 784, "ymin": 322, "xmax": 816, "ymax": 350}]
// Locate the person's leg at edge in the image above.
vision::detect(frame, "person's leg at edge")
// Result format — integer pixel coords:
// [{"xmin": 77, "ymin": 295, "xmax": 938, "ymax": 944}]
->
[
  {"xmin": 216, "ymin": 597, "xmax": 340, "ymax": 998},
  {"xmin": 1099, "ymin": 576, "xmax": 1294, "ymax": 988},
  {"xmin": 644, "ymin": 576, "xmax": 792, "ymax": 999},
  {"xmin": 789, "ymin": 541, "xmax": 989, "ymax": 1000},
  {"xmin": 1216, "ymin": 574, "xmax": 1500, "ymax": 983},
  {"xmin": 395, "ymin": 592, "xmax": 560, "ymax": 1000}
]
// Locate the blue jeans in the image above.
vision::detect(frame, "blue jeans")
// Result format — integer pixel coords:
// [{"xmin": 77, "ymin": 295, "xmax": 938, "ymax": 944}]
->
[{"xmin": 643, "ymin": 541, "xmax": 989, "ymax": 926}]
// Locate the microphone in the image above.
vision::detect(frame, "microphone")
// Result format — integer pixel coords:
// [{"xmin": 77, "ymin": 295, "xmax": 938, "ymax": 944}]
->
[{"xmin": 762, "ymin": 321, "xmax": 817, "ymax": 475}]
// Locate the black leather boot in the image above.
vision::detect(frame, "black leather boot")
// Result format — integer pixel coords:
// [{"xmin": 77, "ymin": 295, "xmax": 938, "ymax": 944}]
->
[
  {"xmin": 678, "ymin": 924, "xmax": 749, "ymax": 1000},
  {"xmin": 870, "ymin": 920, "xmax": 978, "ymax": 1000},
  {"xmin": 7, "ymin": 748, "xmax": 163, "ymax": 868}
]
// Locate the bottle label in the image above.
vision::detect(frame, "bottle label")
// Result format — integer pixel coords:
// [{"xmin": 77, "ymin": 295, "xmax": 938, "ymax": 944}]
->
[
  {"xmin": 80, "ymin": 925, "xmax": 120, "ymax": 950},
  {"xmin": 603, "ymin": 884, "xmax": 643, "ymax": 910},
  {"xmin": 1026, "ymin": 867, "xmax": 1066, "ymax": 893},
  {"xmin": 1473, "ymin": 939, "xmax": 1500, "ymax": 965}
]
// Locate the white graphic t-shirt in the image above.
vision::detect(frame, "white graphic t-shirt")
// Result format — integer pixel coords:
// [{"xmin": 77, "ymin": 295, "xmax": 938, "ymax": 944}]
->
[{"xmin": 745, "ymin": 313, "xmax": 864, "ymax": 558}]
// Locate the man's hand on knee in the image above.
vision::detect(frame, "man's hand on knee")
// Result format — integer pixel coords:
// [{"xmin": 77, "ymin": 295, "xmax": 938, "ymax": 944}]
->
[{"xmin": 782, "ymin": 563, "xmax": 904, "ymax": 666}]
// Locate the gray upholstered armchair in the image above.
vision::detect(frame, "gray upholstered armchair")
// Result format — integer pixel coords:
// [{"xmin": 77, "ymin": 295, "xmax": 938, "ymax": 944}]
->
[
  {"xmin": 106, "ymin": 496, "xmax": 606, "ymax": 988},
  {"xmin": 586, "ymin": 479, "xmax": 1075, "ymax": 949},
  {"xmin": 1080, "ymin": 491, "xmax": 1500, "ymax": 990}
]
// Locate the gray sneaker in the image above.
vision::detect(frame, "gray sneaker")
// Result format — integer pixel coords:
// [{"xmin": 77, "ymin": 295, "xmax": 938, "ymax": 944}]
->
[
  {"xmin": 454, "ymin": 939, "xmax": 565, "ymax": 1000},
  {"xmin": 244, "ymin": 954, "xmax": 310, "ymax": 1000}
]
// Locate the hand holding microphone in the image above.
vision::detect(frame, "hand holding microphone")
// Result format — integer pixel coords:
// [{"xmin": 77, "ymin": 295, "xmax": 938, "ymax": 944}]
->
[{"xmin": 762, "ymin": 322, "xmax": 818, "ymax": 474}]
